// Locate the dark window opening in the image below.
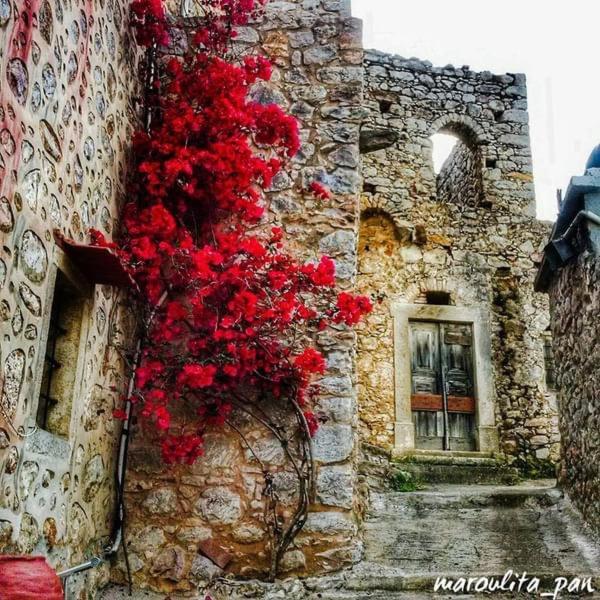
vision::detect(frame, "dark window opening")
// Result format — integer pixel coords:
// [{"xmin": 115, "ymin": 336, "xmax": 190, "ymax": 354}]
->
[
  {"xmin": 486, "ymin": 158, "xmax": 497, "ymax": 169},
  {"xmin": 378, "ymin": 99, "xmax": 393, "ymax": 114},
  {"xmin": 363, "ymin": 182, "xmax": 377, "ymax": 194},
  {"xmin": 37, "ymin": 270, "xmax": 86, "ymax": 438},
  {"xmin": 426, "ymin": 291, "xmax": 452, "ymax": 306}
]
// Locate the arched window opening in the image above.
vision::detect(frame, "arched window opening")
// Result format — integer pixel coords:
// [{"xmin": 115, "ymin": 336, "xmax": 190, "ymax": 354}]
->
[
  {"xmin": 429, "ymin": 123, "xmax": 484, "ymax": 208},
  {"xmin": 359, "ymin": 209, "xmax": 405, "ymax": 255},
  {"xmin": 431, "ymin": 133, "xmax": 459, "ymax": 175}
]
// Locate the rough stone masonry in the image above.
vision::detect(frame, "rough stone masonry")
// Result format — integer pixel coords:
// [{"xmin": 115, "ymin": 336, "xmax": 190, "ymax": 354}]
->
[
  {"xmin": 536, "ymin": 161, "xmax": 600, "ymax": 538},
  {"xmin": 0, "ymin": 0, "xmax": 563, "ymax": 597},
  {"xmin": 116, "ymin": 0, "xmax": 366, "ymax": 593}
]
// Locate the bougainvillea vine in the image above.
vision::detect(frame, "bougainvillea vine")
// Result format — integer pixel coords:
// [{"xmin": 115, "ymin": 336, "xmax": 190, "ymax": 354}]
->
[{"xmin": 101, "ymin": 0, "xmax": 372, "ymax": 578}]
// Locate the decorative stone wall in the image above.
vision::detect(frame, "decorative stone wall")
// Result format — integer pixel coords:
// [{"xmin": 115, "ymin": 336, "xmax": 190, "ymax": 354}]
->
[
  {"xmin": 118, "ymin": 0, "xmax": 365, "ymax": 593},
  {"xmin": 0, "ymin": 1, "xmax": 568, "ymax": 596},
  {"xmin": 356, "ymin": 51, "xmax": 559, "ymax": 471},
  {"xmin": 0, "ymin": 0, "xmax": 140, "ymax": 596},
  {"xmin": 543, "ymin": 171, "xmax": 600, "ymax": 535}
]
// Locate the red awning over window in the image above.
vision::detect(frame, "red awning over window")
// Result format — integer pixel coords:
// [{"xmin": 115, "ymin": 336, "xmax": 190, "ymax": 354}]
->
[
  {"xmin": 0, "ymin": 556, "xmax": 63, "ymax": 599},
  {"xmin": 54, "ymin": 231, "xmax": 135, "ymax": 288}
]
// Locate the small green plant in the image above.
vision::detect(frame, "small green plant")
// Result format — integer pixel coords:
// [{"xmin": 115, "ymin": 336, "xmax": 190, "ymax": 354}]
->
[
  {"xmin": 389, "ymin": 470, "xmax": 423, "ymax": 492},
  {"xmin": 516, "ymin": 457, "xmax": 557, "ymax": 480}
]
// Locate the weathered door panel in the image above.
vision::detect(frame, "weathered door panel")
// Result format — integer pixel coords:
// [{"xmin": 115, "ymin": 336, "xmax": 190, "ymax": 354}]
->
[
  {"xmin": 448, "ymin": 413, "xmax": 476, "ymax": 451},
  {"xmin": 441, "ymin": 323, "xmax": 473, "ymax": 399},
  {"xmin": 409, "ymin": 322, "xmax": 440, "ymax": 395},
  {"xmin": 412, "ymin": 410, "xmax": 444, "ymax": 450}
]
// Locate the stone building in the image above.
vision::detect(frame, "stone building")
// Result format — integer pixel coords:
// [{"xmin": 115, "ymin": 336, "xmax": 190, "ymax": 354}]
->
[
  {"xmin": 0, "ymin": 0, "xmax": 141, "ymax": 596},
  {"xmin": 535, "ymin": 151, "xmax": 600, "ymax": 535},
  {"xmin": 0, "ymin": 0, "xmax": 562, "ymax": 597},
  {"xmin": 357, "ymin": 51, "xmax": 559, "ymax": 471}
]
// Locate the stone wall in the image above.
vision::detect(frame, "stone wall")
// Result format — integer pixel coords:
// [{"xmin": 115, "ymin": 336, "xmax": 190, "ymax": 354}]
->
[
  {"xmin": 0, "ymin": 1, "xmax": 569, "ymax": 596},
  {"xmin": 437, "ymin": 140, "xmax": 483, "ymax": 208},
  {"xmin": 356, "ymin": 51, "xmax": 559, "ymax": 471},
  {"xmin": 0, "ymin": 0, "xmax": 140, "ymax": 597},
  {"xmin": 119, "ymin": 0, "xmax": 365, "ymax": 593},
  {"xmin": 543, "ymin": 171, "xmax": 600, "ymax": 534},
  {"xmin": 550, "ymin": 252, "xmax": 600, "ymax": 532}
]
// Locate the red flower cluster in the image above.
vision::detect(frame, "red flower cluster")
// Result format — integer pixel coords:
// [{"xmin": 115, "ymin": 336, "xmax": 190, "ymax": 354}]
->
[
  {"xmin": 130, "ymin": 0, "xmax": 169, "ymax": 46},
  {"xmin": 309, "ymin": 181, "xmax": 332, "ymax": 201},
  {"xmin": 193, "ymin": 0, "xmax": 267, "ymax": 51},
  {"xmin": 334, "ymin": 292, "xmax": 374, "ymax": 326},
  {"xmin": 109, "ymin": 0, "xmax": 371, "ymax": 464},
  {"xmin": 178, "ymin": 364, "xmax": 217, "ymax": 389},
  {"xmin": 294, "ymin": 348, "xmax": 326, "ymax": 375}
]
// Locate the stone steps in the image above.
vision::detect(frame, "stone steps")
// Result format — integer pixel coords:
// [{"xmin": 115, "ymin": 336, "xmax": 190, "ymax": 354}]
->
[
  {"xmin": 98, "ymin": 585, "xmax": 595, "ymax": 599},
  {"xmin": 341, "ymin": 481, "xmax": 600, "ymax": 598},
  {"xmin": 317, "ymin": 593, "xmax": 592, "ymax": 599},
  {"xmin": 363, "ymin": 482, "xmax": 600, "ymax": 576},
  {"xmin": 341, "ymin": 564, "xmax": 600, "ymax": 593},
  {"xmin": 360, "ymin": 444, "xmax": 521, "ymax": 490},
  {"xmin": 391, "ymin": 452, "xmax": 520, "ymax": 485}
]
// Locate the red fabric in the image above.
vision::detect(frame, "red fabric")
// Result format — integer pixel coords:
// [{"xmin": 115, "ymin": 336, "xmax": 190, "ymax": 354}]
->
[{"xmin": 0, "ymin": 556, "xmax": 63, "ymax": 599}]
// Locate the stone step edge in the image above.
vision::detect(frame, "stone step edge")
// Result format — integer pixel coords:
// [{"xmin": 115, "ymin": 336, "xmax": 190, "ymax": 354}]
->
[
  {"xmin": 372, "ymin": 486, "xmax": 563, "ymax": 499},
  {"xmin": 317, "ymin": 592, "xmax": 589, "ymax": 600},
  {"xmin": 367, "ymin": 487, "xmax": 564, "ymax": 515},
  {"xmin": 393, "ymin": 453, "xmax": 506, "ymax": 467}
]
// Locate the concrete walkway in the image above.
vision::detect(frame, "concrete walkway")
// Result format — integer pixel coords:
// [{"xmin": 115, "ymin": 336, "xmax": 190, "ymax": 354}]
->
[{"xmin": 100, "ymin": 481, "xmax": 600, "ymax": 599}]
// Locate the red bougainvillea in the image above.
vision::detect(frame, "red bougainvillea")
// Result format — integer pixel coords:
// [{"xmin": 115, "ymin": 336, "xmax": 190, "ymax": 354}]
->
[{"xmin": 104, "ymin": 0, "xmax": 371, "ymax": 465}]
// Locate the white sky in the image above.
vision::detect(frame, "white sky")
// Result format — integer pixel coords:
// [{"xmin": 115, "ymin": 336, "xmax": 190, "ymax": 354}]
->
[{"xmin": 352, "ymin": 0, "xmax": 600, "ymax": 221}]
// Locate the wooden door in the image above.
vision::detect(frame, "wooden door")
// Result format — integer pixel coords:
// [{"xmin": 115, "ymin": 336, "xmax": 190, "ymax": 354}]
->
[{"xmin": 409, "ymin": 321, "xmax": 476, "ymax": 451}]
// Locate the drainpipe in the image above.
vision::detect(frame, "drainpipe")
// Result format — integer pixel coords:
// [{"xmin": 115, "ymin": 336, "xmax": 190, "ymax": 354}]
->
[
  {"xmin": 554, "ymin": 210, "xmax": 600, "ymax": 245},
  {"xmin": 56, "ymin": 556, "xmax": 104, "ymax": 579},
  {"xmin": 57, "ymin": 341, "xmax": 140, "ymax": 584},
  {"xmin": 58, "ymin": 42, "xmax": 163, "ymax": 591}
]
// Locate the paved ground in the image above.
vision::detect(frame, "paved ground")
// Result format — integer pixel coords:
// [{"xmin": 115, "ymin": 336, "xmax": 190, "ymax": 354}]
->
[
  {"xmin": 99, "ymin": 481, "xmax": 600, "ymax": 599},
  {"xmin": 364, "ymin": 480, "xmax": 600, "ymax": 576},
  {"xmin": 341, "ymin": 480, "xmax": 600, "ymax": 599}
]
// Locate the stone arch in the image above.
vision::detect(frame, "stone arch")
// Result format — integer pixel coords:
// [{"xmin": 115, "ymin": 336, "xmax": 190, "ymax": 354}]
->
[
  {"xmin": 403, "ymin": 277, "xmax": 460, "ymax": 305},
  {"xmin": 400, "ymin": 264, "xmax": 490, "ymax": 308},
  {"xmin": 360, "ymin": 196, "xmax": 412, "ymax": 242},
  {"xmin": 429, "ymin": 113, "xmax": 487, "ymax": 146}
]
